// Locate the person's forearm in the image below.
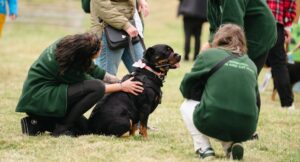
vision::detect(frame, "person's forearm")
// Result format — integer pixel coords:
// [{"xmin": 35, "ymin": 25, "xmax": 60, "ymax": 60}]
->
[
  {"xmin": 105, "ymin": 83, "xmax": 123, "ymax": 93},
  {"xmin": 103, "ymin": 72, "xmax": 120, "ymax": 83}
]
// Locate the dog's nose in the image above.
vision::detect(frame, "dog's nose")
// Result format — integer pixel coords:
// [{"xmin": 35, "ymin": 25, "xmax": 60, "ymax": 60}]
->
[{"xmin": 174, "ymin": 53, "xmax": 181, "ymax": 61}]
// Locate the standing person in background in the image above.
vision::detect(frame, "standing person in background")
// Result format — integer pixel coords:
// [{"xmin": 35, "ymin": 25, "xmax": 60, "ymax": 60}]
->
[
  {"xmin": 90, "ymin": 0, "xmax": 149, "ymax": 76},
  {"xmin": 266, "ymin": 0, "xmax": 296, "ymax": 110},
  {"xmin": 177, "ymin": 0, "xmax": 207, "ymax": 61},
  {"xmin": 203, "ymin": 0, "xmax": 277, "ymax": 74},
  {"xmin": 0, "ymin": 0, "xmax": 17, "ymax": 37}
]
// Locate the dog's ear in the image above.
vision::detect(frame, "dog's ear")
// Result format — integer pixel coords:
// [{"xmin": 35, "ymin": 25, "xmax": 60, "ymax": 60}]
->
[{"xmin": 144, "ymin": 47, "xmax": 155, "ymax": 61}]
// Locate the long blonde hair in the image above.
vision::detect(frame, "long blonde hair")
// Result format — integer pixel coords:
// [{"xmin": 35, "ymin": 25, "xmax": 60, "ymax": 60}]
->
[{"xmin": 212, "ymin": 24, "xmax": 247, "ymax": 55}]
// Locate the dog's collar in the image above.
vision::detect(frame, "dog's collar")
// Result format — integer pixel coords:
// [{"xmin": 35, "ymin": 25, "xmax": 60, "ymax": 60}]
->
[
  {"xmin": 144, "ymin": 65, "xmax": 165, "ymax": 79},
  {"xmin": 132, "ymin": 60, "xmax": 166, "ymax": 80}
]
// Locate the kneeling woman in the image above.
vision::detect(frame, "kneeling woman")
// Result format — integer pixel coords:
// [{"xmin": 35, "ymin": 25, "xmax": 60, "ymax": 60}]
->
[
  {"xmin": 16, "ymin": 33, "xmax": 143, "ymax": 137},
  {"xmin": 180, "ymin": 24, "xmax": 259, "ymax": 160}
]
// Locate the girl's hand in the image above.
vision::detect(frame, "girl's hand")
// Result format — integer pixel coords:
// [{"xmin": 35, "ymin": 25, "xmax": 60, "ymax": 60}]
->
[
  {"xmin": 125, "ymin": 24, "xmax": 139, "ymax": 38},
  {"xmin": 138, "ymin": 0, "xmax": 150, "ymax": 17},
  {"xmin": 200, "ymin": 42, "xmax": 211, "ymax": 52},
  {"xmin": 121, "ymin": 77, "xmax": 143, "ymax": 95}
]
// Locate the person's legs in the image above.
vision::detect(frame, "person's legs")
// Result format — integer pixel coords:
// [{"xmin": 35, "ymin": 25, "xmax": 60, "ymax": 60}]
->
[
  {"xmin": 192, "ymin": 19, "xmax": 205, "ymax": 60},
  {"xmin": 221, "ymin": 141, "xmax": 233, "ymax": 155},
  {"xmin": 267, "ymin": 24, "xmax": 294, "ymax": 107},
  {"xmin": 51, "ymin": 80, "xmax": 105, "ymax": 136},
  {"xmin": 252, "ymin": 50, "xmax": 269, "ymax": 75},
  {"xmin": 95, "ymin": 32, "xmax": 125, "ymax": 75},
  {"xmin": 183, "ymin": 17, "xmax": 192, "ymax": 61},
  {"xmin": 122, "ymin": 41, "xmax": 144, "ymax": 73},
  {"xmin": 180, "ymin": 99, "xmax": 213, "ymax": 152},
  {"xmin": 0, "ymin": 14, "xmax": 6, "ymax": 37}
]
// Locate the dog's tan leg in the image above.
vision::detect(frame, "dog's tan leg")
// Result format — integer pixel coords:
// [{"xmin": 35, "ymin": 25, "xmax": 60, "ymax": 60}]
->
[
  {"xmin": 139, "ymin": 123, "xmax": 148, "ymax": 139},
  {"xmin": 271, "ymin": 89, "xmax": 277, "ymax": 101},
  {"xmin": 130, "ymin": 120, "xmax": 138, "ymax": 136}
]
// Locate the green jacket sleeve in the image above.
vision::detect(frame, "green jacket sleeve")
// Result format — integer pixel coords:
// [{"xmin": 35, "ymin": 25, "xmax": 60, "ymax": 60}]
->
[
  {"xmin": 208, "ymin": 0, "xmax": 247, "ymax": 43},
  {"xmin": 87, "ymin": 62, "xmax": 106, "ymax": 80},
  {"xmin": 91, "ymin": 0, "xmax": 131, "ymax": 30},
  {"xmin": 180, "ymin": 53, "xmax": 210, "ymax": 100}
]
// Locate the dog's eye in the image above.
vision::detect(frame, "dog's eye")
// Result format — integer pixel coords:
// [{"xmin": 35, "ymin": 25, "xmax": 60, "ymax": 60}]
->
[{"xmin": 166, "ymin": 47, "xmax": 173, "ymax": 52}]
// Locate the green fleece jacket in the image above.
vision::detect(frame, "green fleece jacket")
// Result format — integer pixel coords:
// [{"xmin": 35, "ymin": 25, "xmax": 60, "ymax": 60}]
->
[
  {"xmin": 16, "ymin": 41, "xmax": 106, "ymax": 117},
  {"xmin": 208, "ymin": 0, "xmax": 277, "ymax": 60},
  {"xmin": 90, "ymin": 0, "xmax": 142, "ymax": 37},
  {"xmin": 180, "ymin": 48, "xmax": 259, "ymax": 142}
]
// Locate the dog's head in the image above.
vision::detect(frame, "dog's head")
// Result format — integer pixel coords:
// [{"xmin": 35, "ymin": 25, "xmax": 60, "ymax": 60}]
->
[{"xmin": 143, "ymin": 44, "xmax": 181, "ymax": 74}]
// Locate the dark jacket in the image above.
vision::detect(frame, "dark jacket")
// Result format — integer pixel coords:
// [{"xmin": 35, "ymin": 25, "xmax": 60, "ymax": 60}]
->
[
  {"xmin": 177, "ymin": 0, "xmax": 207, "ymax": 19},
  {"xmin": 16, "ymin": 40, "xmax": 106, "ymax": 117},
  {"xmin": 208, "ymin": 0, "xmax": 277, "ymax": 60}
]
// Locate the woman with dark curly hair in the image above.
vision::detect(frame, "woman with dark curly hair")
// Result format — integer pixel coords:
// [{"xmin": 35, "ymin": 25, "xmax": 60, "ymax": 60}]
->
[{"xmin": 16, "ymin": 32, "xmax": 143, "ymax": 137}]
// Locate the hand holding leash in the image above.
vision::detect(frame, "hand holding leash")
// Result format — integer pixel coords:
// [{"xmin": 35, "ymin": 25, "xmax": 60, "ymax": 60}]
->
[
  {"xmin": 121, "ymin": 77, "xmax": 144, "ymax": 95},
  {"xmin": 125, "ymin": 24, "xmax": 139, "ymax": 38}
]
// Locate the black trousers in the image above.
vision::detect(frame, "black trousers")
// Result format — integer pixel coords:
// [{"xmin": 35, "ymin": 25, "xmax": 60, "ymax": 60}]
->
[
  {"xmin": 266, "ymin": 23, "xmax": 294, "ymax": 107},
  {"xmin": 183, "ymin": 16, "xmax": 207, "ymax": 60},
  {"xmin": 28, "ymin": 80, "xmax": 105, "ymax": 133}
]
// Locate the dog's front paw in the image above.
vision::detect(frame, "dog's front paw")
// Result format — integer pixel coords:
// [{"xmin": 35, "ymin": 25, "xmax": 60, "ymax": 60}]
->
[{"xmin": 139, "ymin": 125, "xmax": 148, "ymax": 139}]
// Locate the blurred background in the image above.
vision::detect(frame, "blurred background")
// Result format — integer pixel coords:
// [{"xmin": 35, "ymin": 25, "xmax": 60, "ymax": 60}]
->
[{"xmin": 0, "ymin": 1, "xmax": 299, "ymax": 162}]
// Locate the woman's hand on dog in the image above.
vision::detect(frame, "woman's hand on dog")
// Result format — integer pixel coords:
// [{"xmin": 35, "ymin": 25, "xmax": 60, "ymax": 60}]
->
[{"xmin": 121, "ymin": 77, "xmax": 144, "ymax": 95}]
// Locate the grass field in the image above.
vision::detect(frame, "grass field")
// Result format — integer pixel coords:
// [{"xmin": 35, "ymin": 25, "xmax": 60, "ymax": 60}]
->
[{"xmin": 0, "ymin": 0, "xmax": 300, "ymax": 162}]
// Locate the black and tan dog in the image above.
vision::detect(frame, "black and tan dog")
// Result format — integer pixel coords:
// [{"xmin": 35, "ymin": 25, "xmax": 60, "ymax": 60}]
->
[{"xmin": 88, "ymin": 44, "xmax": 181, "ymax": 138}]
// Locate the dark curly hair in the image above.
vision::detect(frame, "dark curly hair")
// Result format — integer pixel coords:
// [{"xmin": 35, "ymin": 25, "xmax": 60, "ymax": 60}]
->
[{"xmin": 55, "ymin": 32, "xmax": 101, "ymax": 75}]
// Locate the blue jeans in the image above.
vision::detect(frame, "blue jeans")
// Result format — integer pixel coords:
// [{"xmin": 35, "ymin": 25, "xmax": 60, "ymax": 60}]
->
[{"xmin": 95, "ymin": 32, "xmax": 144, "ymax": 75}]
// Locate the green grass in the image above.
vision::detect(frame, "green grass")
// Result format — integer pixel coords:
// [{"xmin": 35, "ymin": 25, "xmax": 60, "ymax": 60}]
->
[{"xmin": 0, "ymin": 0, "xmax": 300, "ymax": 162}]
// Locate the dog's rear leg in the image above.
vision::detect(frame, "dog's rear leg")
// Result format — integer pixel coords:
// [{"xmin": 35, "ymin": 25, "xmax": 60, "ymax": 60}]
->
[{"xmin": 130, "ymin": 120, "xmax": 138, "ymax": 136}]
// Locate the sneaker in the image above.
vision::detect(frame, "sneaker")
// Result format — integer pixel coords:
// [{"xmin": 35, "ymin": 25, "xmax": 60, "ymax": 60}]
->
[
  {"xmin": 197, "ymin": 147, "xmax": 215, "ymax": 159},
  {"xmin": 21, "ymin": 117, "xmax": 43, "ymax": 136},
  {"xmin": 282, "ymin": 104, "xmax": 295, "ymax": 111},
  {"xmin": 230, "ymin": 143, "xmax": 244, "ymax": 160}
]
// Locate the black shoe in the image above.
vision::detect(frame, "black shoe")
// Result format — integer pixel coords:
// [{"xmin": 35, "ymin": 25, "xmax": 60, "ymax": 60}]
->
[
  {"xmin": 229, "ymin": 143, "xmax": 244, "ymax": 160},
  {"xmin": 21, "ymin": 117, "xmax": 43, "ymax": 136},
  {"xmin": 184, "ymin": 55, "xmax": 189, "ymax": 61}
]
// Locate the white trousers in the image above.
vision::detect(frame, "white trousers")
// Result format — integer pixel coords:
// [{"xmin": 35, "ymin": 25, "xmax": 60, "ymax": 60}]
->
[{"xmin": 180, "ymin": 99, "xmax": 233, "ymax": 153}]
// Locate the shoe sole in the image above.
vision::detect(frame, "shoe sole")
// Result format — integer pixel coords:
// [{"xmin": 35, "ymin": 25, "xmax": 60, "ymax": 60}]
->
[
  {"xmin": 21, "ymin": 118, "xmax": 29, "ymax": 135},
  {"xmin": 231, "ymin": 143, "xmax": 244, "ymax": 160}
]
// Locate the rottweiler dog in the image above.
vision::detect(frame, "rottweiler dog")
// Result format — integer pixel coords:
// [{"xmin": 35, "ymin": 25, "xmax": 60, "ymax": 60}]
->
[{"xmin": 88, "ymin": 44, "xmax": 181, "ymax": 138}]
